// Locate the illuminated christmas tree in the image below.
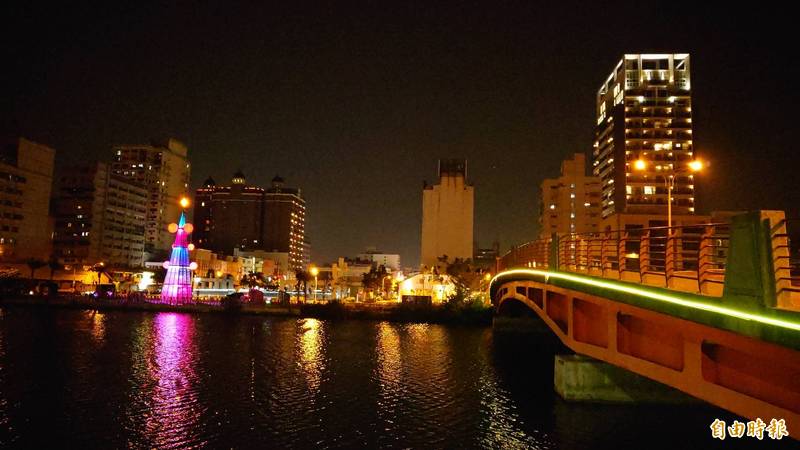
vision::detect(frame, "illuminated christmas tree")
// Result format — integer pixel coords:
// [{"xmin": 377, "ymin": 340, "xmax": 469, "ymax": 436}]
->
[{"xmin": 160, "ymin": 198, "xmax": 197, "ymax": 305}]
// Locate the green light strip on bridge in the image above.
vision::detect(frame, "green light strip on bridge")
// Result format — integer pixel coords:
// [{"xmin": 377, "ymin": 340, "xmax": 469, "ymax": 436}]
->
[{"xmin": 492, "ymin": 269, "xmax": 800, "ymax": 333}]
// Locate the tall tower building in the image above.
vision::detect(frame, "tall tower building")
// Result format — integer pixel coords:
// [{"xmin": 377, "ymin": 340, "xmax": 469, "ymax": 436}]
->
[
  {"xmin": 539, "ymin": 153, "xmax": 602, "ymax": 238},
  {"xmin": 263, "ymin": 176, "xmax": 306, "ymax": 271},
  {"xmin": 593, "ymin": 54, "xmax": 694, "ymax": 222},
  {"xmin": 421, "ymin": 159, "xmax": 474, "ymax": 269},
  {"xmin": 111, "ymin": 138, "xmax": 190, "ymax": 256}
]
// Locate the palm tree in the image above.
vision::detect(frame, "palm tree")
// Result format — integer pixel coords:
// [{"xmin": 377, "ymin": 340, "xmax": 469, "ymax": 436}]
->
[
  {"xmin": 25, "ymin": 258, "xmax": 46, "ymax": 279},
  {"xmin": 294, "ymin": 268, "xmax": 309, "ymax": 302},
  {"xmin": 47, "ymin": 257, "xmax": 63, "ymax": 280}
]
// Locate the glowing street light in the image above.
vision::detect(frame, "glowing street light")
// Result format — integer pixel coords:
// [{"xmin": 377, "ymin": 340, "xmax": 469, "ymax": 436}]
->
[
  {"xmin": 179, "ymin": 197, "xmax": 190, "ymax": 209},
  {"xmin": 310, "ymin": 266, "xmax": 319, "ymax": 302},
  {"xmin": 633, "ymin": 157, "xmax": 706, "ymax": 228},
  {"xmin": 688, "ymin": 159, "xmax": 703, "ymax": 172}
]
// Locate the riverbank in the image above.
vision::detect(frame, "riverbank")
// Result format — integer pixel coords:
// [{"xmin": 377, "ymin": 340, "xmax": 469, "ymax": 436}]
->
[{"xmin": 0, "ymin": 296, "xmax": 494, "ymax": 325}]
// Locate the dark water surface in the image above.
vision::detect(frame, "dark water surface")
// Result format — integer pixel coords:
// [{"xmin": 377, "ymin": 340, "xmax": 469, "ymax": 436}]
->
[{"xmin": 0, "ymin": 308, "xmax": 792, "ymax": 449}]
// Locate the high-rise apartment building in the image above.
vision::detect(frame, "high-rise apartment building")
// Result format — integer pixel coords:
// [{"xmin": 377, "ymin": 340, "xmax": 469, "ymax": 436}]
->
[
  {"xmin": 594, "ymin": 54, "xmax": 694, "ymax": 220},
  {"xmin": 263, "ymin": 176, "xmax": 306, "ymax": 271},
  {"xmin": 193, "ymin": 171, "xmax": 265, "ymax": 253},
  {"xmin": 53, "ymin": 162, "xmax": 148, "ymax": 267},
  {"xmin": 0, "ymin": 138, "xmax": 55, "ymax": 261},
  {"xmin": 111, "ymin": 138, "xmax": 190, "ymax": 256},
  {"xmin": 421, "ymin": 159, "xmax": 474, "ymax": 269},
  {"xmin": 539, "ymin": 153, "xmax": 602, "ymax": 238}
]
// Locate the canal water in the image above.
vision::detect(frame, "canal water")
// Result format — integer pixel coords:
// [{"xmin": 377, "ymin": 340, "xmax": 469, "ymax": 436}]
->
[{"xmin": 0, "ymin": 308, "xmax": 792, "ymax": 449}]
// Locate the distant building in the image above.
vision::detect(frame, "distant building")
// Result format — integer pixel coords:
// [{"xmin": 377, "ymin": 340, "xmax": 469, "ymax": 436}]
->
[
  {"xmin": 539, "ymin": 153, "xmax": 602, "ymax": 238},
  {"xmin": 193, "ymin": 171, "xmax": 265, "ymax": 253},
  {"xmin": 193, "ymin": 174, "xmax": 306, "ymax": 271},
  {"xmin": 473, "ymin": 241, "xmax": 500, "ymax": 270},
  {"xmin": 111, "ymin": 138, "xmax": 190, "ymax": 257},
  {"xmin": 53, "ymin": 162, "xmax": 148, "ymax": 267},
  {"xmin": 594, "ymin": 54, "xmax": 695, "ymax": 220},
  {"xmin": 356, "ymin": 247, "xmax": 401, "ymax": 270},
  {"xmin": 191, "ymin": 248, "xmax": 244, "ymax": 281},
  {"xmin": 421, "ymin": 159, "xmax": 474, "ymax": 269},
  {"xmin": 263, "ymin": 176, "xmax": 307, "ymax": 271},
  {"xmin": 0, "ymin": 137, "xmax": 55, "ymax": 261},
  {"xmin": 234, "ymin": 248, "xmax": 290, "ymax": 278}
]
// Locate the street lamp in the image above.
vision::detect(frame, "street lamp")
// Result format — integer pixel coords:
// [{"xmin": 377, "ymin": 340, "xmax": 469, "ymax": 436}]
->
[
  {"xmin": 310, "ymin": 266, "xmax": 319, "ymax": 302},
  {"xmin": 633, "ymin": 157, "xmax": 705, "ymax": 229}
]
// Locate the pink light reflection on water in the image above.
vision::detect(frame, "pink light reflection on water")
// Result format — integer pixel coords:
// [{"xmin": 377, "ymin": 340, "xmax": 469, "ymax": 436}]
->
[{"xmin": 142, "ymin": 312, "xmax": 204, "ymax": 448}]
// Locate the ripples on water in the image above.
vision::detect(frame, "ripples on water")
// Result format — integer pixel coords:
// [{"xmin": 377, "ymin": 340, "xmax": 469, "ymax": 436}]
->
[{"xmin": 0, "ymin": 308, "xmax": 794, "ymax": 449}]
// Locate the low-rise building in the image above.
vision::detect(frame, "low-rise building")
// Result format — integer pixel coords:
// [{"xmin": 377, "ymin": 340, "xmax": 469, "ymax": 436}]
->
[{"xmin": 356, "ymin": 247, "xmax": 401, "ymax": 270}]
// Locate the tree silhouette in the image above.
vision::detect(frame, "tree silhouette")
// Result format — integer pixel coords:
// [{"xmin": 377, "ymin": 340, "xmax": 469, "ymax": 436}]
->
[
  {"xmin": 294, "ymin": 268, "xmax": 309, "ymax": 302},
  {"xmin": 47, "ymin": 257, "xmax": 63, "ymax": 280},
  {"xmin": 25, "ymin": 258, "xmax": 46, "ymax": 279}
]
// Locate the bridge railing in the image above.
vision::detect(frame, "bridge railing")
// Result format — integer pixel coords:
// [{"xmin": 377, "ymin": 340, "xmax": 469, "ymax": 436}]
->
[
  {"xmin": 771, "ymin": 218, "xmax": 800, "ymax": 309},
  {"xmin": 556, "ymin": 223, "xmax": 731, "ymax": 296},
  {"xmin": 498, "ymin": 223, "xmax": 732, "ymax": 296},
  {"xmin": 498, "ymin": 238, "xmax": 551, "ymax": 271},
  {"xmin": 497, "ymin": 212, "xmax": 800, "ymax": 308}
]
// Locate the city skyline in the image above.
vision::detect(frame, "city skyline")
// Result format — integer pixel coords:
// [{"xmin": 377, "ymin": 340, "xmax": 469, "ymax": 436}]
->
[{"xmin": 5, "ymin": 3, "xmax": 798, "ymax": 266}]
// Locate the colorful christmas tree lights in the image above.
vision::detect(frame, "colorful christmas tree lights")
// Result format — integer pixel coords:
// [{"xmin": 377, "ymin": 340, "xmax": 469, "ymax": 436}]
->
[{"xmin": 160, "ymin": 208, "xmax": 196, "ymax": 305}]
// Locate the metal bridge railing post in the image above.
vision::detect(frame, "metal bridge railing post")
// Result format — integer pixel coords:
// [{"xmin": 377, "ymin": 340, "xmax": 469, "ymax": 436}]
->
[
  {"xmin": 639, "ymin": 230, "xmax": 649, "ymax": 284},
  {"xmin": 618, "ymin": 231, "xmax": 627, "ymax": 280},
  {"xmin": 769, "ymin": 217, "xmax": 794, "ymax": 310},
  {"xmin": 665, "ymin": 228, "xmax": 676, "ymax": 288},
  {"xmin": 698, "ymin": 225, "xmax": 714, "ymax": 294}
]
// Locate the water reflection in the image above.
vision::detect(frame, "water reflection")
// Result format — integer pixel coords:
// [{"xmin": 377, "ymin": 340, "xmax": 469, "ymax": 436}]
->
[
  {"xmin": 478, "ymin": 350, "xmax": 551, "ymax": 448},
  {"xmin": 0, "ymin": 311, "xmax": 7, "ymax": 436},
  {"xmin": 137, "ymin": 313, "xmax": 203, "ymax": 448},
  {"xmin": 85, "ymin": 310, "xmax": 106, "ymax": 342},
  {"xmin": 297, "ymin": 318, "xmax": 326, "ymax": 394},
  {"xmin": 2, "ymin": 310, "xmax": 760, "ymax": 448},
  {"xmin": 375, "ymin": 322, "xmax": 403, "ymax": 435}
]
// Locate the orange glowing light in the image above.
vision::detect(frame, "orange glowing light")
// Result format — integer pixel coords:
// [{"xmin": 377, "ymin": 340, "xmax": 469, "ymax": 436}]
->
[
  {"xmin": 183, "ymin": 223, "xmax": 194, "ymax": 234},
  {"xmin": 633, "ymin": 159, "xmax": 647, "ymax": 171},
  {"xmin": 688, "ymin": 160, "xmax": 704, "ymax": 172},
  {"xmin": 179, "ymin": 197, "xmax": 190, "ymax": 208},
  {"xmin": 168, "ymin": 223, "xmax": 179, "ymax": 233}
]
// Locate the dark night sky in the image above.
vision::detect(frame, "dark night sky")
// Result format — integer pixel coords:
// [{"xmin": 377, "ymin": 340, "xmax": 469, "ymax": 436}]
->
[{"xmin": 4, "ymin": 2, "xmax": 798, "ymax": 266}]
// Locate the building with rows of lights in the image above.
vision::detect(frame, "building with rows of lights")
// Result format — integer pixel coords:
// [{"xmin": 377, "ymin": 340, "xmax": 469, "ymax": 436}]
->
[
  {"xmin": 594, "ymin": 54, "xmax": 697, "ymax": 229},
  {"xmin": 193, "ymin": 173, "xmax": 307, "ymax": 271}
]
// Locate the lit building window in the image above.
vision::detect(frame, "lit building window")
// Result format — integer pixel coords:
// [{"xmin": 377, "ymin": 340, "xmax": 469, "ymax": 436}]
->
[{"xmin": 644, "ymin": 186, "xmax": 655, "ymax": 195}]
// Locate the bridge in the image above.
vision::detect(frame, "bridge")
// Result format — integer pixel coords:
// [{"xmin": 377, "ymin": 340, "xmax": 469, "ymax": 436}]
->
[{"xmin": 490, "ymin": 211, "xmax": 800, "ymax": 429}]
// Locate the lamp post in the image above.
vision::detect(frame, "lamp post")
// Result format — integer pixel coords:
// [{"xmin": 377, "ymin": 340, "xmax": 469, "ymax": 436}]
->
[
  {"xmin": 310, "ymin": 266, "xmax": 319, "ymax": 302},
  {"xmin": 633, "ymin": 158, "xmax": 704, "ymax": 229}
]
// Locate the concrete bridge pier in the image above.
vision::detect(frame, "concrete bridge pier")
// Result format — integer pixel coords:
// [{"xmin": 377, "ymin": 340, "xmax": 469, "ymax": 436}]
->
[{"xmin": 554, "ymin": 354, "xmax": 698, "ymax": 404}]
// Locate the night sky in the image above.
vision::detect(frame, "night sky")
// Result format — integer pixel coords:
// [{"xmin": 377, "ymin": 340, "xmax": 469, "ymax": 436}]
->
[{"xmin": 4, "ymin": 2, "xmax": 798, "ymax": 266}]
